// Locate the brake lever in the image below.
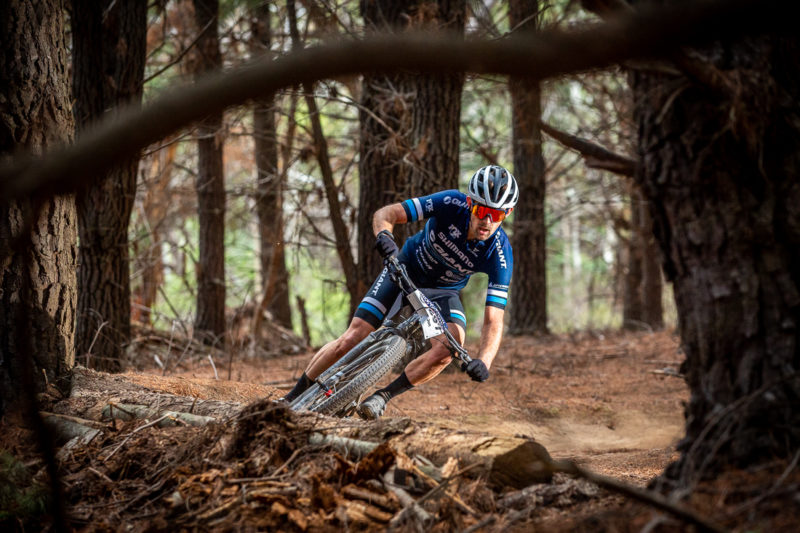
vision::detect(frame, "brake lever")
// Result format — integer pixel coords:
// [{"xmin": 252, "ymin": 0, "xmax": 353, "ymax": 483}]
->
[{"xmin": 443, "ymin": 329, "xmax": 471, "ymax": 370}]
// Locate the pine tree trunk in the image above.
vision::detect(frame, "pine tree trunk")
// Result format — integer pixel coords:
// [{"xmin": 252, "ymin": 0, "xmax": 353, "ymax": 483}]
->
[
  {"xmin": 508, "ymin": 0, "xmax": 548, "ymax": 336},
  {"xmin": 192, "ymin": 0, "xmax": 226, "ymax": 346},
  {"xmin": 405, "ymin": 0, "xmax": 465, "ymax": 197},
  {"xmin": 358, "ymin": 0, "xmax": 464, "ymax": 284},
  {"xmin": 623, "ymin": 184, "xmax": 663, "ymax": 331},
  {"xmin": 132, "ymin": 143, "xmax": 176, "ymax": 325},
  {"xmin": 622, "ymin": 185, "xmax": 644, "ymax": 330},
  {"xmin": 631, "ymin": 32, "xmax": 800, "ymax": 477},
  {"xmin": 0, "ymin": 0, "xmax": 77, "ymax": 412},
  {"xmin": 358, "ymin": 0, "xmax": 418, "ymax": 285},
  {"xmin": 640, "ymin": 200, "xmax": 663, "ymax": 330},
  {"xmin": 252, "ymin": 4, "xmax": 292, "ymax": 330},
  {"xmin": 71, "ymin": 0, "xmax": 146, "ymax": 371}
]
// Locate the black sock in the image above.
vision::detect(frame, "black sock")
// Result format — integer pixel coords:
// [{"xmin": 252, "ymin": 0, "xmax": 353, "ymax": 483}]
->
[
  {"xmin": 376, "ymin": 372, "xmax": 414, "ymax": 402},
  {"xmin": 284, "ymin": 372, "xmax": 313, "ymax": 402}
]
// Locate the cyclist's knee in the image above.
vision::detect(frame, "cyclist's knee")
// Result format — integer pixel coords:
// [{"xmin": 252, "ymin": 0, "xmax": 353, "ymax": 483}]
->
[
  {"xmin": 338, "ymin": 318, "xmax": 373, "ymax": 351},
  {"xmin": 423, "ymin": 343, "xmax": 452, "ymax": 366}
]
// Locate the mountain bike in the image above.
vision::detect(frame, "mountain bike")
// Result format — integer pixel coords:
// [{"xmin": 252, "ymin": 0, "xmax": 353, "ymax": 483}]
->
[{"xmin": 289, "ymin": 255, "xmax": 472, "ymax": 417}]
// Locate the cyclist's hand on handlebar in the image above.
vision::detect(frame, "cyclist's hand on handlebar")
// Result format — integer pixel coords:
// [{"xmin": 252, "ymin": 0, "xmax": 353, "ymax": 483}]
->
[
  {"xmin": 464, "ymin": 359, "xmax": 489, "ymax": 382},
  {"xmin": 375, "ymin": 230, "xmax": 399, "ymax": 259}
]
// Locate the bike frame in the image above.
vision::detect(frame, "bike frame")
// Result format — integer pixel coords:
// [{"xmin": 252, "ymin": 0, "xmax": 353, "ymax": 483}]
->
[
  {"xmin": 289, "ymin": 256, "xmax": 471, "ymax": 413},
  {"xmin": 384, "ymin": 256, "xmax": 471, "ymax": 364}
]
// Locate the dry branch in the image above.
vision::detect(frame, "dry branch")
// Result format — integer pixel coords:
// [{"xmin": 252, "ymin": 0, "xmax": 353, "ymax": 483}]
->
[
  {"xmin": 540, "ymin": 121, "xmax": 636, "ymax": 176},
  {"xmin": 384, "ymin": 468, "xmax": 432, "ymax": 527},
  {"xmin": 101, "ymin": 402, "xmax": 216, "ymax": 427},
  {"xmin": 650, "ymin": 368, "xmax": 684, "ymax": 378},
  {"xmin": 342, "ymin": 485, "xmax": 396, "ymax": 511},
  {"xmin": 101, "ymin": 414, "xmax": 172, "ymax": 461}
]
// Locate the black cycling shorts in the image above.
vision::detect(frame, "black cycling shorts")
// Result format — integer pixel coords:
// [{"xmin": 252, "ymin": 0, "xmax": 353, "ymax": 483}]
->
[{"xmin": 354, "ymin": 266, "xmax": 466, "ymax": 330}]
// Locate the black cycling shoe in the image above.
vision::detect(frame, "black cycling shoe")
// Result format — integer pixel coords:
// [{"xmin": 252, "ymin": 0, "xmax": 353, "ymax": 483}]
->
[{"xmin": 357, "ymin": 394, "xmax": 387, "ymax": 420}]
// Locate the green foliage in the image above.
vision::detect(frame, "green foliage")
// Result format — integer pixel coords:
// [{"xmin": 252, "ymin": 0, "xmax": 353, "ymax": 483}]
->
[
  {"xmin": 289, "ymin": 248, "xmax": 351, "ymax": 345},
  {"xmin": 153, "ymin": 215, "xmax": 263, "ymax": 326},
  {"xmin": 460, "ymin": 274, "xmax": 490, "ymax": 340},
  {"xmin": 0, "ymin": 451, "xmax": 49, "ymax": 526}
]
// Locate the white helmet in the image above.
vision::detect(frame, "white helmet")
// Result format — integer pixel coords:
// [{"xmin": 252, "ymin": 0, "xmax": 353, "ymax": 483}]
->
[{"xmin": 467, "ymin": 165, "xmax": 519, "ymax": 209}]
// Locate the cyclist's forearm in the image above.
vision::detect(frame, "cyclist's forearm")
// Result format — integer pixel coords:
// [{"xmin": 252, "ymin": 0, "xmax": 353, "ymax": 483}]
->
[
  {"xmin": 477, "ymin": 307, "xmax": 504, "ymax": 368},
  {"xmin": 372, "ymin": 203, "xmax": 407, "ymax": 235}
]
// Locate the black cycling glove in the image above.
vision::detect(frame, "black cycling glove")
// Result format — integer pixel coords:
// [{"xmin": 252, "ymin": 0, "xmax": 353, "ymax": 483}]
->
[
  {"xmin": 464, "ymin": 359, "xmax": 489, "ymax": 382},
  {"xmin": 375, "ymin": 229, "xmax": 399, "ymax": 259}
]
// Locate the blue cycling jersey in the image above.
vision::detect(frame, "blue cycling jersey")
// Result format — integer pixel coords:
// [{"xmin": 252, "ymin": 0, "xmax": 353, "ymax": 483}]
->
[{"xmin": 400, "ymin": 190, "xmax": 513, "ymax": 310}]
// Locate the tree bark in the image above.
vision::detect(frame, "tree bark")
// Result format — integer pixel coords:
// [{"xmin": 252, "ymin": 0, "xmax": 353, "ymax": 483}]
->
[
  {"xmin": 622, "ymin": 183, "xmax": 644, "ymax": 329},
  {"xmin": 357, "ymin": 0, "xmax": 418, "ymax": 285},
  {"xmin": 71, "ymin": 0, "xmax": 146, "ymax": 371},
  {"xmin": 631, "ymin": 31, "xmax": 800, "ymax": 478},
  {"xmin": 404, "ymin": 0, "xmax": 465, "ymax": 199},
  {"xmin": 640, "ymin": 196, "xmax": 663, "ymax": 329},
  {"xmin": 0, "ymin": 0, "xmax": 77, "ymax": 412},
  {"xmin": 358, "ymin": 0, "xmax": 464, "ymax": 287},
  {"xmin": 132, "ymin": 142, "xmax": 176, "ymax": 325},
  {"xmin": 191, "ymin": 0, "xmax": 227, "ymax": 347},
  {"xmin": 508, "ymin": 0, "xmax": 548, "ymax": 336},
  {"xmin": 623, "ymin": 184, "xmax": 663, "ymax": 331},
  {"xmin": 251, "ymin": 4, "xmax": 293, "ymax": 330}
]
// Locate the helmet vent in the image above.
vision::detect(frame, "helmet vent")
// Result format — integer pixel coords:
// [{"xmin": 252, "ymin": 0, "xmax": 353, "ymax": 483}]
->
[{"xmin": 467, "ymin": 165, "xmax": 519, "ymax": 210}]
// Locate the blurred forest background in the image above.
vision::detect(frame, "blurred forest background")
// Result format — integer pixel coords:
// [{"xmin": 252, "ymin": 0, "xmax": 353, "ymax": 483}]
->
[{"xmin": 126, "ymin": 0, "xmax": 667, "ymax": 350}]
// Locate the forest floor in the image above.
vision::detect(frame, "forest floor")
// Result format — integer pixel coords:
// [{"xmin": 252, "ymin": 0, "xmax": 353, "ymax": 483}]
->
[
  {"xmin": 136, "ymin": 328, "xmax": 688, "ymax": 485},
  {"xmin": 2, "ymin": 329, "xmax": 798, "ymax": 531}
]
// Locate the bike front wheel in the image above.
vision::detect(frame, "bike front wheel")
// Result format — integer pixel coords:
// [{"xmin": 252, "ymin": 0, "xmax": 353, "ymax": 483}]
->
[{"xmin": 306, "ymin": 334, "xmax": 408, "ymax": 416}]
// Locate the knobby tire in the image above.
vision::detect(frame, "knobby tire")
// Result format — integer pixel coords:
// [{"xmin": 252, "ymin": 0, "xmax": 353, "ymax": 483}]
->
[{"xmin": 311, "ymin": 335, "xmax": 408, "ymax": 416}]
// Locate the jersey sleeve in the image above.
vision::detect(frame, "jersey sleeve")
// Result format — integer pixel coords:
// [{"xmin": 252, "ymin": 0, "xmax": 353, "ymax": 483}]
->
[
  {"xmin": 401, "ymin": 189, "xmax": 465, "ymax": 223},
  {"xmin": 485, "ymin": 237, "xmax": 513, "ymax": 309}
]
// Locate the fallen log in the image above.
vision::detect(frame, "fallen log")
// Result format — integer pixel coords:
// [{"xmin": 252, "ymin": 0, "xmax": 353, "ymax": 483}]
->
[
  {"xmin": 41, "ymin": 411, "xmax": 104, "ymax": 445},
  {"xmin": 308, "ymin": 432, "xmax": 378, "ymax": 459},
  {"xmin": 59, "ymin": 378, "xmax": 556, "ymax": 494},
  {"xmin": 63, "ymin": 369, "xmax": 553, "ymax": 493},
  {"xmin": 101, "ymin": 403, "xmax": 216, "ymax": 427},
  {"xmin": 297, "ymin": 411, "xmax": 555, "ymax": 489}
]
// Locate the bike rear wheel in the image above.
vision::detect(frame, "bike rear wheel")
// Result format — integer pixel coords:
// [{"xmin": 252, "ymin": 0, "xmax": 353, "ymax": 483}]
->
[{"xmin": 306, "ymin": 335, "xmax": 408, "ymax": 416}]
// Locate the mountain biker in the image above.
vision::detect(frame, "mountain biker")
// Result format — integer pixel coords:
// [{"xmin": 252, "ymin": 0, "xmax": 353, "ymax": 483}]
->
[{"xmin": 283, "ymin": 165, "xmax": 518, "ymax": 420}]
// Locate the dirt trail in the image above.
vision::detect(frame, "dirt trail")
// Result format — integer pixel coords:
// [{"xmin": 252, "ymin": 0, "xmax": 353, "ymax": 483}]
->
[
  {"xmin": 139, "ymin": 330, "xmax": 688, "ymax": 486},
  {"xmin": 9, "ymin": 330, "xmax": 796, "ymax": 532}
]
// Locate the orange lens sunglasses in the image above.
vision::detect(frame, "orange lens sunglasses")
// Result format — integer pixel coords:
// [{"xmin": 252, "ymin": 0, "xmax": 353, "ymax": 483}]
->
[{"xmin": 467, "ymin": 198, "xmax": 512, "ymax": 222}]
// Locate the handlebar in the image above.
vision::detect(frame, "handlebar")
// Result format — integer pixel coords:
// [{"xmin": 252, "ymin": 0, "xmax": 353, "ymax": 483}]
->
[{"xmin": 383, "ymin": 256, "xmax": 472, "ymax": 366}]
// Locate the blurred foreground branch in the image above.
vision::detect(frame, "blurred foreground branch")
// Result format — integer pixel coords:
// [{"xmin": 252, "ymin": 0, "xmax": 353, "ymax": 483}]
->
[{"xmin": 0, "ymin": 0, "xmax": 783, "ymax": 201}]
